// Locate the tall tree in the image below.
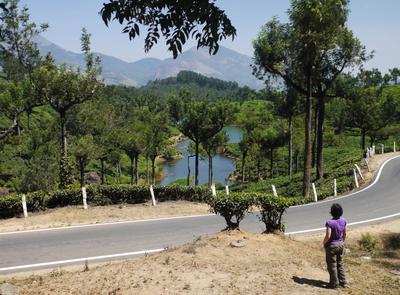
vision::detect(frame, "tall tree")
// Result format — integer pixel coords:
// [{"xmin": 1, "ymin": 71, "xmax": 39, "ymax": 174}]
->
[
  {"xmin": 253, "ymin": 0, "xmax": 366, "ymax": 194},
  {"xmin": 389, "ymin": 68, "xmax": 400, "ymax": 85},
  {"xmin": 0, "ymin": 0, "xmax": 48, "ymax": 138},
  {"xmin": 32, "ymin": 29, "xmax": 102, "ymax": 188},
  {"xmin": 100, "ymin": 0, "xmax": 236, "ymax": 58},
  {"xmin": 201, "ymin": 131, "xmax": 228, "ymax": 186},
  {"xmin": 71, "ymin": 135, "xmax": 97, "ymax": 188},
  {"xmin": 169, "ymin": 93, "xmax": 230, "ymax": 185}
]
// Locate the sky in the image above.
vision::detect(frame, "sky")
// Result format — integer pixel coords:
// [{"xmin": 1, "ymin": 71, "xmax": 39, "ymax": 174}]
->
[{"xmin": 20, "ymin": 0, "xmax": 400, "ymax": 73}]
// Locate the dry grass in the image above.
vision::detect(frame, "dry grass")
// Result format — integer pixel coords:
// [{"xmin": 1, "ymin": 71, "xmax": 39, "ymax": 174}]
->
[
  {"xmin": 0, "ymin": 201, "xmax": 209, "ymax": 233},
  {"xmin": 2, "ymin": 221, "xmax": 399, "ymax": 295}
]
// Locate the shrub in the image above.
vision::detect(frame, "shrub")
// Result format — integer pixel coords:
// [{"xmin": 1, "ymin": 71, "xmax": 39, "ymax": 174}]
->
[
  {"xmin": 255, "ymin": 194, "xmax": 297, "ymax": 233},
  {"xmin": 206, "ymin": 192, "xmax": 254, "ymax": 230},
  {"xmin": 358, "ymin": 233, "xmax": 377, "ymax": 252},
  {"xmin": 0, "ymin": 184, "xmax": 212, "ymax": 219}
]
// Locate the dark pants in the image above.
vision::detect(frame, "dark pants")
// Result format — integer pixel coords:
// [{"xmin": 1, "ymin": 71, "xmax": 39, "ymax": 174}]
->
[{"xmin": 325, "ymin": 243, "xmax": 347, "ymax": 287}]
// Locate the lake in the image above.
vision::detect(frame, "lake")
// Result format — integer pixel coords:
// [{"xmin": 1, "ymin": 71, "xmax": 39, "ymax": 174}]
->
[{"xmin": 159, "ymin": 127, "xmax": 243, "ymax": 185}]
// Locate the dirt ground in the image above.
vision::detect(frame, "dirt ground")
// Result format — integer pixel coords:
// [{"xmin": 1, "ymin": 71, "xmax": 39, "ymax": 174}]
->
[
  {"xmin": 1, "ymin": 219, "xmax": 399, "ymax": 295},
  {"xmin": 0, "ymin": 201, "xmax": 210, "ymax": 233}
]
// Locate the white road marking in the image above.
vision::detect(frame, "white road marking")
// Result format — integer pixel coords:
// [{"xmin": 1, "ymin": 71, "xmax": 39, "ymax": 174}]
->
[{"xmin": 0, "ymin": 248, "xmax": 165, "ymax": 272}]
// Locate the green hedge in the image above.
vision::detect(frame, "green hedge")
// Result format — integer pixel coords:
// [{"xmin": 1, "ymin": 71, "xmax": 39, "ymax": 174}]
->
[{"xmin": 0, "ymin": 185, "xmax": 212, "ymax": 219}]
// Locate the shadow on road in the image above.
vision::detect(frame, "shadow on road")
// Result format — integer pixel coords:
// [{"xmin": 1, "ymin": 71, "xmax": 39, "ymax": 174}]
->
[{"xmin": 292, "ymin": 276, "xmax": 328, "ymax": 289}]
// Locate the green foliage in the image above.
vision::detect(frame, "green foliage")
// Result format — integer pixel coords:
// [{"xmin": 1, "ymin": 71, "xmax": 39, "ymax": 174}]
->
[
  {"xmin": 100, "ymin": 0, "xmax": 236, "ymax": 58},
  {"xmin": 0, "ymin": 184, "xmax": 212, "ymax": 219},
  {"xmin": 206, "ymin": 192, "xmax": 254, "ymax": 230},
  {"xmin": 255, "ymin": 193, "xmax": 297, "ymax": 233},
  {"xmin": 59, "ymin": 156, "xmax": 75, "ymax": 189},
  {"xmin": 358, "ymin": 233, "xmax": 377, "ymax": 252}
]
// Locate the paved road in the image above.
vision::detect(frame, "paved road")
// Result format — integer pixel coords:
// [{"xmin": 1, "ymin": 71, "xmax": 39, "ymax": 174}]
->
[{"xmin": 1, "ymin": 156, "xmax": 399, "ymax": 274}]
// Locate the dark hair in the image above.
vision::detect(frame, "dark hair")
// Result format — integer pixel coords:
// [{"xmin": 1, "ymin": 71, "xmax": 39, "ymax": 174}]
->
[{"xmin": 330, "ymin": 203, "xmax": 343, "ymax": 218}]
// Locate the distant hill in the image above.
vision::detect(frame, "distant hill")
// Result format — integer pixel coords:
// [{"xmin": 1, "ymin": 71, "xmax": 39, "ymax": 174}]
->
[{"xmin": 35, "ymin": 36, "xmax": 264, "ymax": 90}]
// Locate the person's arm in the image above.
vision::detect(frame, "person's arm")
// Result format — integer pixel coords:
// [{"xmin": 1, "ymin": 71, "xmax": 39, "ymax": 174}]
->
[
  {"xmin": 323, "ymin": 227, "xmax": 331, "ymax": 247},
  {"xmin": 343, "ymin": 226, "xmax": 346, "ymax": 242}
]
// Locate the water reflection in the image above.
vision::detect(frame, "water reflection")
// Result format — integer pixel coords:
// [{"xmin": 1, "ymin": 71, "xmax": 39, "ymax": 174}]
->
[{"xmin": 159, "ymin": 127, "xmax": 243, "ymax": 185}]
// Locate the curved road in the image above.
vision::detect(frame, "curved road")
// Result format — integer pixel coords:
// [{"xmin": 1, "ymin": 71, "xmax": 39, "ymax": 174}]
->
[{"xmin": 1, "ymin": 156, "xmax": 399, "ymax": 274}]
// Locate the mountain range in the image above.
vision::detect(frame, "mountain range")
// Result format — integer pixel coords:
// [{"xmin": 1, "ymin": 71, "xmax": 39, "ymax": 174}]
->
[{"xmin": 35, "ymin": 36, "xmax": 263, "ymax": 90}]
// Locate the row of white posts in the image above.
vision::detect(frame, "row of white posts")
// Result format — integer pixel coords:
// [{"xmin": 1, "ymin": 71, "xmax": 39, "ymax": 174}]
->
[{"xmin": 18, "ymin": 141, "xmax": 398, "ymax": 217}]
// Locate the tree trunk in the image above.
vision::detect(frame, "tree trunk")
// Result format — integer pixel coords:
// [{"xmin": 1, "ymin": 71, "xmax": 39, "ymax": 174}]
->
[
  {"xmin": 270, "ymin": 148, "xmax": 274, "ymax": 178},
  {"xmin": 195, "ymin": 141, "xmax": 199, "ymax": 185},
  {"xmin": 100, "ymin": 158, "xmax": 105, "ymax": 184},
  {"xmin": 288, "ymin": 116, "xmax": 293, "ymax": 177},
  {"xmin": 60, "ymin": 111, "xmax": 68, "ymax": 158},
  {"xmin": 312, "ymin": 105, "xmax": 318, "ymax": 168},
  {"xmin": 146, "ymin": 157, "xmax": 149, "ymax": 184},
  {"xmin": 208, "ymin": 156, "xmax": 214, "ymax": 185},
  {"xmin": 361, "ymin": 129, "xmax": 366, "ymax": 150},
  {"xmin": 130, "ymin": 156, "xmax": 134, "ymax": 185},
  {"xmin": 208, "ymin": 154, "xmax": 212, "ymax": 186},
  {"xmin": 257, "ymin": 158, "xmax": 261, "ymax": 181},
  {"xmin": 79, "ymin": 159, "xmax": 85, "ymax": 188},
  {"xmin": 316, "ymin": 93, "xmax": 325, "ymax": 180},
  {"xmin": 295, "ymin": 151, "xmax": 299, "ymax": 174},
  {"xmin": 241, "ymin": 150, "xmax": 247, "ymax": 182},
  {"xmin": 134, "ymin": 155, "xmax": 139, "ymax": 184},
  {"xmin": 151, "ymin": 156, "xmax": 156, "ymax": 185},
  {"xmin": 303, "ymin": 77, "xmax": 312, "ymax": 197}
]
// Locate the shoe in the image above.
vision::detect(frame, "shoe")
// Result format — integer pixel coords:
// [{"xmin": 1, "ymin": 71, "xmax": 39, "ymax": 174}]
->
[
  {"xmin": 327, "ymin": 283, "xmax": 339, "ymax": 289},
  {"xmin": 340, "ymin": 283, "xmax": 349, "ymax": 288}
]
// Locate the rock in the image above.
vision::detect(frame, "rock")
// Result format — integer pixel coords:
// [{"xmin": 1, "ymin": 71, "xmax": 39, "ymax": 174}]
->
[
  {"xmin": 360, "ymin": 256, "xmax": 372, "ymax": 260},
  {"xmin": 85, "ymin": 172, "xmax": 101, "ymax": 185},
  {"xmin": 230, "ymin": 239, "xmax": 247, "ymax": 248},
  {"xmin": 0, "ymin": 187, "xmax": 9, "ymax": 196},
  {"xmin": 0, "ymin": 283, "xmax": 20, "ymax": 295}
]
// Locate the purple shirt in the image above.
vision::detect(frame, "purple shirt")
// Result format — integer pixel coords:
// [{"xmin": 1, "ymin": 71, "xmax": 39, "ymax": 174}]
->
[{"xmin": 325, "ymin": 217, "xmax": 347, "ymax": 245}]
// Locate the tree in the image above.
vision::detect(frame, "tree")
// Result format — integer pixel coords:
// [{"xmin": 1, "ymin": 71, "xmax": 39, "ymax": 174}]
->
[
  {"xmin": 253, "ymin": 0, "xmax": 366, "ymax": 194},
  {"xmin": 71, "ymin": 135, "xmax": 97, "ymax": 188},
  {"xmin": 118, "ymin": 128, "xmax": 143, "ymax": 185},
  {"xmin": 169, "ymin": 92, "xmax": 230, "ymax": 185},
  {"xmin": 201, "ymin": 131, "xmax": 228, "ymax": 186},
  {"xmin": 236, "ymin": 100, "xmax": 273, "ymax": 182},
  {"xmin": 0, "ymin": 0, "xmax": 48, "ymax": 138},
  {"xmin": 141, "ymin": 109, "xmax": 168, "ymax": 185},
  {"xmin": 100, "ymin": 0, "xmax": 236, "ymax": 58},
  {"xmin": 32, "ymin": 29, "xmax": 102, "ymax": 188},
  {"xmin": 347, "ymin": 88, "xmax": 384, "ymax": 149},
  {"xmin": 389, "ymin": 68, "xmax": 400, "ymax": 85}
]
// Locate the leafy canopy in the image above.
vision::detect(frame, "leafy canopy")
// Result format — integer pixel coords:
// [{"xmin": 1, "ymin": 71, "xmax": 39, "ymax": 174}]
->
[{"xmin": 100, "ymin": 0, "xmax": 236, "ymax": 58}]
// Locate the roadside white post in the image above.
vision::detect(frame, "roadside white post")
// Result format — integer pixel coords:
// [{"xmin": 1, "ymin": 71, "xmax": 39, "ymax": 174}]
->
[
  {"xmin": 150, "ymin": 185, "xmax": 157, "ymax": 206},
  {"xmin": 394, "ymin": 142, "xmax": 396, "ymax": 153},
  {"xmin": 372, "ymin": 145, "xmax": 376, "ymax": 156},
  {"xmin": 225, "ymin": 185, "xmax": 230, "ymax": 195},
  {"xmin": 271, "ymin": 185, "xmax": 278, "ymax": 197},
  {"xmin": 354, "ymin": 164, "xmax": 364, "ymax": 181},
  {"xmin": 364, "ymin": 158, "xmax": 370, "ymax": 172},
  {"xmin": 211, "ymin": 184, "xmax": 216, "ymax": 196},
  {"xmin": 333, "ymin": 179, "xmax": 337, "ymax": 197},
  {"xmin": 21, "ymin": 194, "xmax": 28, "ymax": 218},
  {"xmin": 312, "ymin": 183, "xmax": 318, "ymax": 202},
  {"xmin": 82, "ymin": 186, "xmax": 88, "ymax": 210},
  {"xmin": 353, "ymin": 169, "xmax": 359, "ymax": 188},
  {"xmin": 381, "ymin": 144, "xmax": 384, "ymax": 154}
]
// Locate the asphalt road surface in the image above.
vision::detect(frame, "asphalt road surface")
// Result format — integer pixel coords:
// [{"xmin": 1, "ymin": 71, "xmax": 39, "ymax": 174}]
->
[{"xmin": 1, "ymin": 156, "xmax": 399, "ymax": 274}]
